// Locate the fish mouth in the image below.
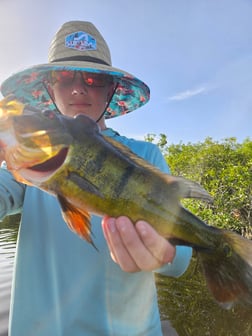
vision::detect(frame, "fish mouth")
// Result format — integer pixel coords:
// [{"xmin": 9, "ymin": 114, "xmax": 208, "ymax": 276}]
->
[
  {"xmin": 29, "ymin": 147, "xmax": 68, "ymax": 172},
  {"xmin": 18, "ymin": 147, "xmax": 69, "ymax": 183}
]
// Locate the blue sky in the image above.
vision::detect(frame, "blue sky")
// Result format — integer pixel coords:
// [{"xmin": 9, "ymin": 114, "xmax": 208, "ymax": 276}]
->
[{"xmin": 0, "ymin": 0, "xmax": 251, "ymax": 144}]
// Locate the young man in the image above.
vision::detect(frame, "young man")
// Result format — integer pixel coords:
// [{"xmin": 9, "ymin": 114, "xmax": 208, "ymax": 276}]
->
[{"xmin": 0, "ymin": 21, "xmax": 192, "ymax": 335}]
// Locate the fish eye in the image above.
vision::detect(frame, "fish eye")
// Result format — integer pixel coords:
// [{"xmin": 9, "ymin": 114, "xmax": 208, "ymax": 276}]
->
[{"xmin": 43, "ymin": 110, "xmax": 56, "ymax": 120}]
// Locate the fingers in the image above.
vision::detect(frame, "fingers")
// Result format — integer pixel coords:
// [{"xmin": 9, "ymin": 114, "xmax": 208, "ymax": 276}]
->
[
  {"xmin": 102, "ymin": 216, "xmax": 176, "ymax": 273},
  {"xmin": 135, "ymin": 220, "xmax": 176, "ymax": 265},
  {"xmin": 102, "ymin": 216, "xmax": 141, "ymax": 272}
]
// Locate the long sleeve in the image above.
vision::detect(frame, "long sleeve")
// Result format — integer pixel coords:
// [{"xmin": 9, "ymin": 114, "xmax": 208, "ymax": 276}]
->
[{"xmin": 0, "ymin": 167, "xmax": 25, "ymax": 219}]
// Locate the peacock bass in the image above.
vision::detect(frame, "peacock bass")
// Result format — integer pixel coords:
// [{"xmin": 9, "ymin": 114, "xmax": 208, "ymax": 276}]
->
[{"xmin": 0, "ymin": 95, "xmax": 252, "ymax": 309}]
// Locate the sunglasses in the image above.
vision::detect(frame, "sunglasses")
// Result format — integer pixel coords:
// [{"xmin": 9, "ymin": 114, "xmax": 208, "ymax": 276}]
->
[{"xmin": 49, "ymin": 71, "xmax": 113, "ymax": 88}]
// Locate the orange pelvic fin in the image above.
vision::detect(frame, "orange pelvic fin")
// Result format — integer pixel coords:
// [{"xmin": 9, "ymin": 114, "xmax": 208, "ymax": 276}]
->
[{"xmin": 57, "ymin": 195, "xmax": 97, "ymax": 249}]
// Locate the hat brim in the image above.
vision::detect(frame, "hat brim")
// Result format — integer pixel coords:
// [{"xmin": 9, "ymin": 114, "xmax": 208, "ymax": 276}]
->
[{"xmin": 1, "ymin": 61, "xmax": 150, "ymax": 118}]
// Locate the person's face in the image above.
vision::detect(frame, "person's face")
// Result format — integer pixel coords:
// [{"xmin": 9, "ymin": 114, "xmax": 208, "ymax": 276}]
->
[{"xmin": 48, "ymin": 71, "xmax": 115, "ymax": 128}]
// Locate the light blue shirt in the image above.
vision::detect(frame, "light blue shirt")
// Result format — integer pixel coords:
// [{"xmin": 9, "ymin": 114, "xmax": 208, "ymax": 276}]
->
[{"xmin": 0, "ymin": 128, "xmax": 192, "ymax": 336}]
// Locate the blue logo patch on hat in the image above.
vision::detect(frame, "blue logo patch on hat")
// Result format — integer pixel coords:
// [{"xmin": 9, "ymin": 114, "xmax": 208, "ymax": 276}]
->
[{"xmin": 65, "ymin": 31, "xmax": 97, "ymax": 51}]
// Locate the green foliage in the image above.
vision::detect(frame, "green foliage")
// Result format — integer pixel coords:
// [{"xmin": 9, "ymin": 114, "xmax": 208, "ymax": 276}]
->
[
  {"xmin": 145, "ymin": 134, "xmax": 252, "ymax": 333},
  {"xmin": 145, "ymin": 133, "xmax": 168, "ymax": 150},
  {"xmin": 145, "ymin": 135, "xmax": 252, "ymax": 236}
]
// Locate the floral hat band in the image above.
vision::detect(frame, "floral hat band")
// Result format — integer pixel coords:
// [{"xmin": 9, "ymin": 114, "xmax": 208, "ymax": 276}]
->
[{"xmin": 0, "ymin": 21, "xmax": 150, "ymax": 119}]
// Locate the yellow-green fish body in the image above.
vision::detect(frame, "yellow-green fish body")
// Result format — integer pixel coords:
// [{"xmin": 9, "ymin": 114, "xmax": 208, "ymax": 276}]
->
[{"xmin": 1, "ymin": 96, "xmax": 252, "ymax": 308}]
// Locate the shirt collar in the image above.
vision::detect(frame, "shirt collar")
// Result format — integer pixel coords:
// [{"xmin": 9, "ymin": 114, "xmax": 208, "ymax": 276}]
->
[{"xmin": 101, "ymin": 128, "xmax": 120, "ymax": 137}]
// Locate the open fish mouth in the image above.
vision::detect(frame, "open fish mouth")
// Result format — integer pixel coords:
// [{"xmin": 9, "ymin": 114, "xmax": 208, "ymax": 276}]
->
[
  {"xmin": 29, "ymin": 147, "xmax": 69, "ymax": 172},
  {"xmin": 17, "ymin": 147, "xmax": 69, "ymax": 184}
]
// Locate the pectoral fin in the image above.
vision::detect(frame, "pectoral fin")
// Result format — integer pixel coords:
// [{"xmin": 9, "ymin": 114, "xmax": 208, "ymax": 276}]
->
[
  {"xmin": 68, "ymin": 172, "xmax": 103, "ymax": 197},
  {"xmin": 57, "ymin": 195, "xmax": 97, "ymax": 248}
]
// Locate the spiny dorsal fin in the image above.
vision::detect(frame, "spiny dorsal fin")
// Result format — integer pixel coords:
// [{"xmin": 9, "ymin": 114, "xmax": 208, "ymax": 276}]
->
[{"xmin": 103, "ymin": 135, "xmax": 163, "ymax": 172}]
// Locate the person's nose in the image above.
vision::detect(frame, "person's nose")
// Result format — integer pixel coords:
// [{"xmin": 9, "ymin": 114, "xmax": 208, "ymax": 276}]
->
[{"xmin": 71, "ymin": 73, "xmax": 88, "ymax": 95}]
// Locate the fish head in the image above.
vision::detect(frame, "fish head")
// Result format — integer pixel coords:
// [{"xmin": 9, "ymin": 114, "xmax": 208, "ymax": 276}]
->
[
  {"xmin": 0, "ymin": 99, "xmax": 73, "ymax": 184},
  {"xmin": 0, "ymin": 98, "xmax": 101, "ymax": 186},
  {"xmin": 11, "ymin": 109, "xmax": 73, "ymax": 154}
]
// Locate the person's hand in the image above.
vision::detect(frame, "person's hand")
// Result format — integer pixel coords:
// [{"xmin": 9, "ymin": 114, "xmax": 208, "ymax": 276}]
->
[{"xmin": 102, "ymin": 216, "xmax": 176, "ymax": 272}]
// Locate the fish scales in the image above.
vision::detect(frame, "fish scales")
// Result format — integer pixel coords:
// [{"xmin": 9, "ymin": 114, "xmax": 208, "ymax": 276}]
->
[{"xmin": 1, "ymin": 96, "xmax": 252, "ymax": 308}]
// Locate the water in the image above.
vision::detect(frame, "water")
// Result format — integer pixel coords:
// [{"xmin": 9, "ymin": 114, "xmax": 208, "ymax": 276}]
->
[
  {"xmin": 0, "ymin": 214, "xmax": 19, "ymax": 336},
  {"xmin": 1, "ymin": 215, "xmax": 252, "ymax": 336},
  {"xmin": 156, "ymin": 260, "xmax": 252, "ymax": 335},
  {"xmin": 0, "ymin": 249, "xmax": 13, "ymax": 336}
]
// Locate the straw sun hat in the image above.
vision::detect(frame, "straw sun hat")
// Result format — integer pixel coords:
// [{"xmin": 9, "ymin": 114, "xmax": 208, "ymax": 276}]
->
[{"xmin": 1, "ymin": 21, "xmax": 150, "ymax": 118}]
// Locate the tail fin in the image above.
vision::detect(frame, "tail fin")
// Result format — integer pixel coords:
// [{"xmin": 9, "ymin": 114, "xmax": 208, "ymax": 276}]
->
[{"xmin": 198, "ymin": 230, "xmax": 252, "ymax": 309}]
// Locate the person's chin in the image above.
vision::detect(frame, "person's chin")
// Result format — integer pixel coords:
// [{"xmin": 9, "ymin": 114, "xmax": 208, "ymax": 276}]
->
[{"xmin": 69, "ymin": 104, "xmax": 91, "ymax": 115}]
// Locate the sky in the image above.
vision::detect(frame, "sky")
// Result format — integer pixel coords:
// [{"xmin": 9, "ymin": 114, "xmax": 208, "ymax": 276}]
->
[{"xmin": 0, "ymin": 0, "xmax": 251, "ymax": 145}]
